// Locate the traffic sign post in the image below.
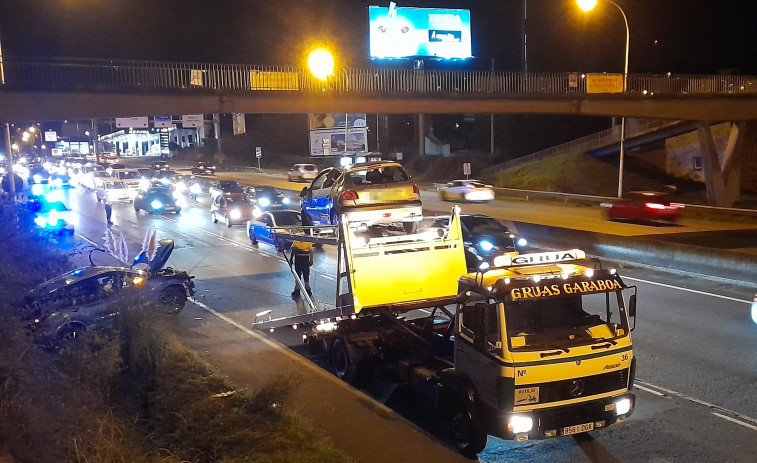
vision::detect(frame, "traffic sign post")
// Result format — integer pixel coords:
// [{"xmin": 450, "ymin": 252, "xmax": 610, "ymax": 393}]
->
[
  {"xmin": 255, "ymin": 146, "xmax": 262, "ymax": 170},
  {"xmin": 463, "ymin": 162, "xmax": 471, "ymax": 180}
]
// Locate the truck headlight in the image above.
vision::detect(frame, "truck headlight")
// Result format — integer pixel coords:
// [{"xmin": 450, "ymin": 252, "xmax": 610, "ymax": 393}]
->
[
  {"xmin": 615, "ymin": 398, "xmax": 631, "ymax": 415},
  {"xmin": 508, "ymin": 414, "xmax": 533, "ymax": 434}
]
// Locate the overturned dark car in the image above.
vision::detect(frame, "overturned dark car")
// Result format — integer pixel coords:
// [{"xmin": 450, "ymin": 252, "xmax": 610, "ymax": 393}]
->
[{"xmin": 23, "ymin": 240, "xmax": 194, "ymax": 346}]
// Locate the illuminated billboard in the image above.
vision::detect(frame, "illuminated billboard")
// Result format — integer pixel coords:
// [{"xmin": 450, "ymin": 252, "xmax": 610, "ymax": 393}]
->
[{"xmin": 368, "ymin": 5, "xmax": 472, "ymax": 59}]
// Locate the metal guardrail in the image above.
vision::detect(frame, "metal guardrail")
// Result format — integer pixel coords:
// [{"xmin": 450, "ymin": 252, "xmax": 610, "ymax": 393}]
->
[{"xmin": 1, "ymin": 57, "xmax": 755, "ymax": 97}]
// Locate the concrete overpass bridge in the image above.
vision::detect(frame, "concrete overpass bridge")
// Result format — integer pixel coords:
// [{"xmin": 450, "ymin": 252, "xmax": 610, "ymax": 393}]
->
[{"xmin": 1, "ymin": 57, "xmax": 755, "ymax": 206}]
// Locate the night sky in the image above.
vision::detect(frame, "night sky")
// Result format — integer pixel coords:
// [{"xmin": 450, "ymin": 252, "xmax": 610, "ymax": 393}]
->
[{"xmin": 2, "ymin": 0, "xmax": 756, "ymax": 74}]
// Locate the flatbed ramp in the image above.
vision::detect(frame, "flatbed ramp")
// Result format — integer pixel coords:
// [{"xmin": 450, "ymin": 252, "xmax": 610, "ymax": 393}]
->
[{"xmin": 252, "ymin": 208, "xmax": 467, "ymax": 330}]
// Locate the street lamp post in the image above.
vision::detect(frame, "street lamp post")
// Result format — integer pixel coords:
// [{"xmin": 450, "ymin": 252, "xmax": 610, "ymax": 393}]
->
[{"xmin": 578, "ymin": 0, "xmax": 629, "ymax": 198}]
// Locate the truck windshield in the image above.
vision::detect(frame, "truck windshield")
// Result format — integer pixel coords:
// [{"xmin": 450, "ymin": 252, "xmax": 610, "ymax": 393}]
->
[{"xmin": 505, "ymin": 291, "xmax": 626, "ymax": 350}]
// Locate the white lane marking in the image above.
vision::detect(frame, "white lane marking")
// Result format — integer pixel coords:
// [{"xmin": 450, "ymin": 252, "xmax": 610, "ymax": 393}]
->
[
  {"xmin": 624, "ymin": 276, "xmax": 752, "ymax": 304},
  {"xmin": 633, "ymin": 384, "xmax": 665, "ymax": 396},
  {"xmin": 188, "ymin": 297, "xmax": 395, "ymax": 414},
  {"xmin": 636, "ymin": 379, "xmax": 757, "ymax": 430},
  {"xmin": 713, "ymin": 412, "xmax": 757, "ymax": 431}
]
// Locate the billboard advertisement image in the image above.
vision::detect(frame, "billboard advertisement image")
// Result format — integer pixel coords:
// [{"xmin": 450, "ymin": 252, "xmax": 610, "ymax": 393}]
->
[
  {"xmin": 309, "ymin": 128, "xmax": 368, "ymax": 157},
  {"xmin": 309, "ymin": 113, "xmax": 367, "ymax": 130},
  {"xmin": 368, "ymin": 5, "xmax": 472, "ymax": 59}
]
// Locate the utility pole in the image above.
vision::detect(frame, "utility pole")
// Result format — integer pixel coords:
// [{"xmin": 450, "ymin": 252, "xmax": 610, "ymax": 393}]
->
[
  {"xmin": 522, "ymin": 0, "xmax": 528, "ymax": 72},
  {"xmin": 4, "ymin": 123, "xmax": 15, "ymax": 202}
]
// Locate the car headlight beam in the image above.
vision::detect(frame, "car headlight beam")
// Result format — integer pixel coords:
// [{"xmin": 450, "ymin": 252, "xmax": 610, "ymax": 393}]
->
[
  {"xmin": 258, "ymin": 197, "xmax": 271, "ymax": 207},
  {"xmin": 479, "ymin": 240, "xmax": 495, "ymax": 252},
  {"xmin": 151, "ymin": 200, "xmax": 164, "ymax": 210},
  {"xmin": 615, "ymin": 397, "xmax": 631, "ymax": 415},
  {"xmin": 230, "ymin": 209, "xmax": 242, "ymax": 219},
  {"xmin": 508, "ymin": 414, "xmax": 533, "ymax": 434}
]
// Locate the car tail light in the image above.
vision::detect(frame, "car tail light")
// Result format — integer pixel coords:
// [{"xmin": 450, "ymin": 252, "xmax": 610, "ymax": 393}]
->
[
  {"xmin": 645, "ymin": 202, "xmax": 666, "ymax": 210},
  {"xmin": 340, "ymin": 191, "xmax": 359, "ymax": 201},
  {"xmin": 413, "ymin": 185, "xmax": 420, "ymax": 195}
]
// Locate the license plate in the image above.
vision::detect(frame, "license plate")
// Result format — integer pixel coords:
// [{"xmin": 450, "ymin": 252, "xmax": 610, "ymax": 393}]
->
[
  {"xmin": 373, "ymin": 190, "xmax": 408, "ymax": 201},
  {"xmin": 562, "ymin": 422, "xmax": 594, "ymax": 436}
]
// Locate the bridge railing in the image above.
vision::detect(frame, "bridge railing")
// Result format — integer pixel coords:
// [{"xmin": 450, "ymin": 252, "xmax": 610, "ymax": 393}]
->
[{"xmin": 2, "ymin": 57, "xmax": 755, "ymax": 96}]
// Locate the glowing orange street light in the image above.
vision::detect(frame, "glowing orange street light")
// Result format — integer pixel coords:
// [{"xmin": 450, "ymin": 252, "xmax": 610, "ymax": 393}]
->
[{"xmin": 307, "ymin": 48, "xmax": 335, "ymax": 81}]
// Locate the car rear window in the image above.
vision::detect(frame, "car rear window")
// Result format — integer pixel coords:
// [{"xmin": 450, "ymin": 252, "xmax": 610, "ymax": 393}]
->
[{"xmin": 349, "ymin": 165, "xmax": 409, "ymax": 185}]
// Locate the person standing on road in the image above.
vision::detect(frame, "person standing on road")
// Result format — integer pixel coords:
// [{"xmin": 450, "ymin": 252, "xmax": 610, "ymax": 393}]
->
[
  {"xmin": 103, "ymin": 196, "xmax": 113, "ymax": 226},
  {"xmin": 291, "ymin": 239, "xmax": 314, "ymax": 298}
]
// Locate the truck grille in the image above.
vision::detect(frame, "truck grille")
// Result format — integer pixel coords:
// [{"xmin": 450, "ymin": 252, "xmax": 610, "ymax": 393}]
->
[{"xmin": 527, "ymin": 370, "xmax": 628, "ymax": 404}]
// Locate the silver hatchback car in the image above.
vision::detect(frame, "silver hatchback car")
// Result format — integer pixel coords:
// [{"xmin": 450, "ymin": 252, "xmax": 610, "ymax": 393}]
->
[
  {"xmin": 299, "ymin": 161, "xmax": 422, "ymax": 233},
  {"xmin": 287, "ymin": 163, "xmax": 319, "ymax": 182}
]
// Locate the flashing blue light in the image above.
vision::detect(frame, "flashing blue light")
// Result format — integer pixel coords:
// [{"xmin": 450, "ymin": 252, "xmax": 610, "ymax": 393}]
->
[
  {"xmin": 71, "ymin": 269, "xmax": 85, "ymax": 275},
  {"xmin": 479, "ymin": 240, "xmax": 494, "ymax": 252}
]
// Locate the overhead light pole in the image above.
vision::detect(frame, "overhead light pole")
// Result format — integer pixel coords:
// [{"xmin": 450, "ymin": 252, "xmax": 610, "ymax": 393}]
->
[{"xmin": 577, "ymin": 0, "xmax": 629, "ymax": 198}]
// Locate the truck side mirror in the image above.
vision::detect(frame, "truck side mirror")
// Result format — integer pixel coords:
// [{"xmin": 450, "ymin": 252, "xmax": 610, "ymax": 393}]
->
[{"xmin": 628, "ymin": 294, "xmax": 637, "ymax": 318}]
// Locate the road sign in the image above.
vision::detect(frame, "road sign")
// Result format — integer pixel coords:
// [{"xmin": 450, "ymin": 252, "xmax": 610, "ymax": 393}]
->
[
  {"xmin": 586, "ymin": 73, "xmax": 623, "ymax": 93},
  {"xmin": 255, "ymin": 147, "xmax": 262, "ymax": 158},
  {"xmin": 463, "ymin": 162, "xmax": 471, "ymax": 176},
  {"xmin": 44, "ymin": 130, "xmax": 57, "ymax": 142},
  {"xmin": 396, "ymin": 152, "xmax": 403, "ymax": 161}
]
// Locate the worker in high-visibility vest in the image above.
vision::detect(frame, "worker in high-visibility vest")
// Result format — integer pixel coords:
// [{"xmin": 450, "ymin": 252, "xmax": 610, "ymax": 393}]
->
[{"xmin": 291, "ymin": 239, "xmax": 314, "ymax": 298}]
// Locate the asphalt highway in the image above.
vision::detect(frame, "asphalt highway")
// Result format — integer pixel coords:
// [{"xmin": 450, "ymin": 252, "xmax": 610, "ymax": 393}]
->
[{"xmin": 37, "ymin": 163, "xmax": 757, "ymax": 462}]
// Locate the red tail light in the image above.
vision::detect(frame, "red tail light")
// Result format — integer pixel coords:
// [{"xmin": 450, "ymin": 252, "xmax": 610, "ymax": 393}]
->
[
  {"xmin": 645, "ymin": 202, "xmax": 666, "ymax": 210},
  {"xmin": 413, "ymin": 185, "xmax": 420, "ymax": 195},
  {"xmin": 340, "ymin": 190, "xmax": 359, "ymax": 201}
]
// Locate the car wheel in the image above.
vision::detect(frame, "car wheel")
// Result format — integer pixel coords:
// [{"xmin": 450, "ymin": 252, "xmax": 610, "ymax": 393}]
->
[
  {"xmin": 212, "ymin": 212, "xmax": 218, "ymax": 223},
  {"xmin": 56, "ymin": 322, "xmax": 87, "ymax": 346},
  {"xmin": 448, "ymin": 396, "xmax": 488, "ymax": 458},
  {"xmin": 226, "ymin": 215, "xmax": 232, "ymax": 228},
  {"xmin": 287, "ymin": 175, "xmax": 292, "ymax": 182},
  {"xmin": 403, "ymin": 221, "xmax": 418, "ymax": 234},
  {"xmin": 134, "ymin": 203, "xmax": 140, "ymax": 212},
  {"xmin": 250, "ymin": 230, "xmax": 258, "ymax": 245},
  {"xmin": 175, "ymin": 207, "xmax": 181, "ymax": 214},
  {"xmin": 157, "ymin": 285, "xmax": 187, "ymax": 315},
  {"xmin": 331, "ymin": 338, "xmax": 360, "ymax": 384}
]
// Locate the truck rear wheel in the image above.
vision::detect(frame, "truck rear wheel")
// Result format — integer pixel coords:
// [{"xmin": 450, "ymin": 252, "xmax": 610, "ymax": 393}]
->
[
  {"xmin": 331, "ymin": 338, "xmax": 359, "ymax": 384},
  {"xmin": 449, "ymin": 398, "xmax": 487, "ymax": 458}
]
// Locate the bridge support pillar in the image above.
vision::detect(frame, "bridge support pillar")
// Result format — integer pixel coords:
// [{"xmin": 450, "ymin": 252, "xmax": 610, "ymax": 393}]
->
[
  {"xmin": 418, "ymin": 113, "xmax": 425, "ymax": 157},
  {"xmin": 696, "ymin": 122, "xmax": 731, "ymax": 207}
]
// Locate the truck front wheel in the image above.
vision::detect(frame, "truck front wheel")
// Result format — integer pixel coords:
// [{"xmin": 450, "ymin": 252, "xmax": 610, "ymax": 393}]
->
[
  {"xmin": 449, "ymin": 399, "xmax": 487, "ymax": 458},
  {"xmin": 331, "ymin": 338, "xmax": 359, "ymax": 384}
]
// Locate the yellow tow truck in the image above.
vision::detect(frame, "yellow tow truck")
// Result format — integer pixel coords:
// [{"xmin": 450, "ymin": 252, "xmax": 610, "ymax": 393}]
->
[{"xmin": 256, "ymin": 208, "xmax": 637, "ymax": 457}]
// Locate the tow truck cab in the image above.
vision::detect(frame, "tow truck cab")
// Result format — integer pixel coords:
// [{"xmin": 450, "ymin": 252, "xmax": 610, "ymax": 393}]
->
[{"xmin": 453, "ymin": 249, "xmax": 637, "ymax": 446}]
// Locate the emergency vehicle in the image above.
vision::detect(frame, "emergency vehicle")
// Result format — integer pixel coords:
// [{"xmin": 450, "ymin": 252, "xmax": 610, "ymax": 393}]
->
[{"xmin": 255, "ymin": 208, "xmax": 638, "ymax": 456}]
